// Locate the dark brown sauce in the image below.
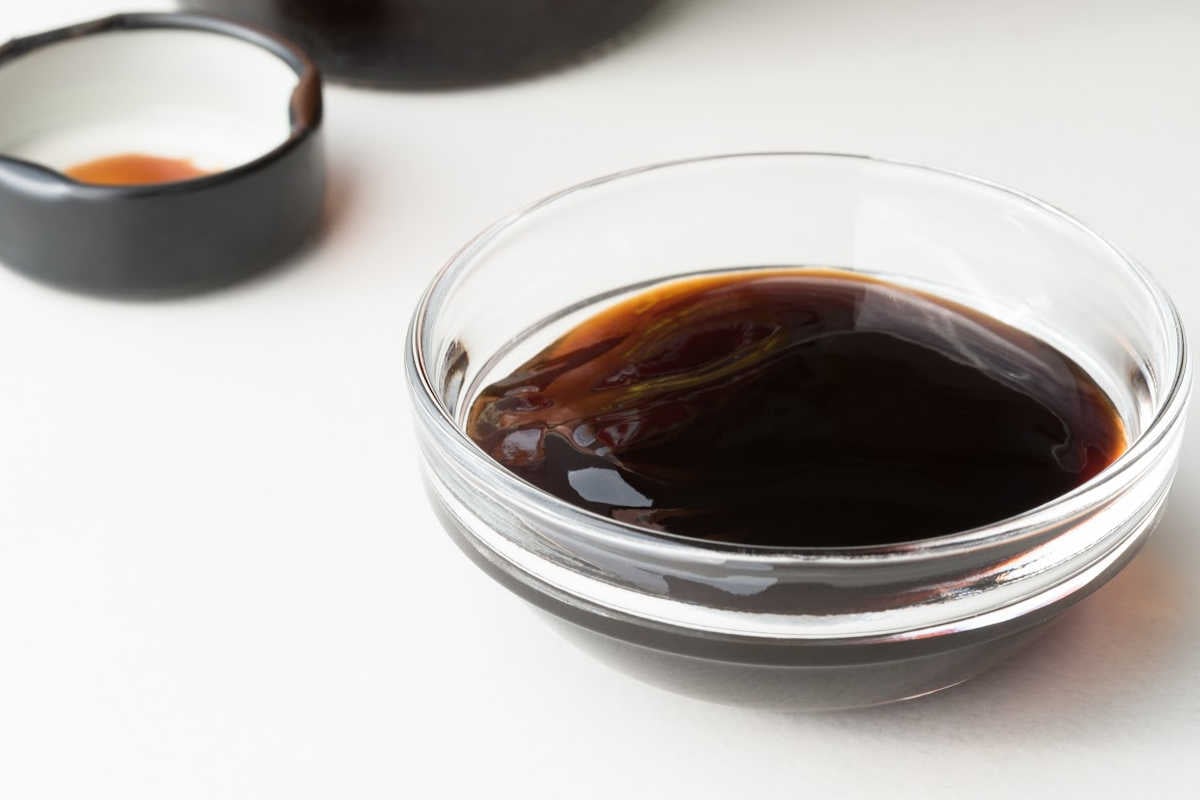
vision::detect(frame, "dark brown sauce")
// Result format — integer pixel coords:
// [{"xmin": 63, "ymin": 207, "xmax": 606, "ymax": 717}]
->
[
  {"xmin": 467, "ymin": 269, "xmax": 1126, "ymax": 547},
  {"xmin": 65, "ymin": 154, "xmax": 209, "ymax": 186}
]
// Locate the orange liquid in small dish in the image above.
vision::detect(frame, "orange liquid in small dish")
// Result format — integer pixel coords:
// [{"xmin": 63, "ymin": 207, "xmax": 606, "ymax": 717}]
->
[{"xmin": 65, "ymin": 153, "xmax": 210, "ymax": 186}]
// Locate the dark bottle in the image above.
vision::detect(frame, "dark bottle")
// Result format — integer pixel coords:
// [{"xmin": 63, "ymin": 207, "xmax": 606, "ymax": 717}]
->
[
  {"xmin": 64, "ymin": 154, "xmax": 210, "ymax": 186},
  {"xmin": 182, "ymin": 0, "xmax": 660, "ymax": 88},
  {"xmin": 467, "ymin": 269, "xmax": 1126, "ymax": 548}
]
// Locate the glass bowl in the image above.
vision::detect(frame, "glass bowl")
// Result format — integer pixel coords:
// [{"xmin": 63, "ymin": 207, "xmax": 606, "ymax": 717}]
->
[{"xmin": 405, "ymin": 153, "xmax": 1190, "ymax": 710}]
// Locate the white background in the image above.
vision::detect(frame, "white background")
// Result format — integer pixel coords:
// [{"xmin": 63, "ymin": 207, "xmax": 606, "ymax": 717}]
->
[{"xmin": 2, "ymin": 1, "xmax": 1198, "ymax": 797}]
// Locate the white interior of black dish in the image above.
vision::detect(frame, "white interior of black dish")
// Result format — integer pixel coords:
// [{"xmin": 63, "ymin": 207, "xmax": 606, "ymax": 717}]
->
[{"xmin": 0, "ymin": 28, "xmax": 298, "ymax": 176}]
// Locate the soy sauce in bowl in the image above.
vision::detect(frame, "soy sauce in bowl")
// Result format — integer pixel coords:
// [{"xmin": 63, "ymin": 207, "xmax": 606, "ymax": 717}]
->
[{"xmin": 467, "ymin": 268, "xmax": 1125, "ymax": 547}]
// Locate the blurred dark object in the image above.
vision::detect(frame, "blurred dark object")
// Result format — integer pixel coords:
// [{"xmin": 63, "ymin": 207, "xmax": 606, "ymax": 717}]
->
[{"xmin": 181, "ymin": 0, "xmax": 660, "ymax": 88}]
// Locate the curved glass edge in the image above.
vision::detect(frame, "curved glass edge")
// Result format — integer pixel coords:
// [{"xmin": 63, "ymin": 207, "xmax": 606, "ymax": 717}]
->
[{"xmin": 406, "ymin": 152, "xmax": 1192, "ymax": 564}]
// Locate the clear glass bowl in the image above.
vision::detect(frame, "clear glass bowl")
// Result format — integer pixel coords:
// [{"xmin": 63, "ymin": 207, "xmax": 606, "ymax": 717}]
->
[{"xmin": 405, "ymin": 153, "xmax": 1190, "ymax": 710}]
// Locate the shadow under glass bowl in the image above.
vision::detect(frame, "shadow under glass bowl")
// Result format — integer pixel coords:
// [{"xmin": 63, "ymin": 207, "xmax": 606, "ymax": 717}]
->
[{"xmin": 406, "ymin": 153, "xmax": 1190, "ymax": 710}]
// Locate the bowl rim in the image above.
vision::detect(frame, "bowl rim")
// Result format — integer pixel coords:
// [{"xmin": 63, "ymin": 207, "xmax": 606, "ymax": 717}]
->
[
  {"xmin": 0, "ymin": 11, "xmax": 322, "ymax": 198},
  {"xmin": 408, "ymin": 151, "xmax": 1191, "ymax": 561}
]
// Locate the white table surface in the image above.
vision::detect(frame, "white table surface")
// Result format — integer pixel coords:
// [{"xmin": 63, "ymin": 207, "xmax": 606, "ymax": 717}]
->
[{"xmin": 3, "ymin": 1, "xmax": 1198, "ymax": 797}]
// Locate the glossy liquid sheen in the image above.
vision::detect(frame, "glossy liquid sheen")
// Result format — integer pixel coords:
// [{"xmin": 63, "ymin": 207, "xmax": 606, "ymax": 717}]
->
[
  {"xmin": 467, "ymin": 269, "xmax": 1126, "ymax": 547},
  {"xmin": 65, "ymin": 154, "xmax": 209, "ymax": 186}
]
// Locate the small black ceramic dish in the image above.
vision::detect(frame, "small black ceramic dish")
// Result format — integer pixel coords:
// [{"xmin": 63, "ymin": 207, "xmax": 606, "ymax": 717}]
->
[{"xmin": 0, "ymin": 13, "xmax": 324, "ymax": 296}]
